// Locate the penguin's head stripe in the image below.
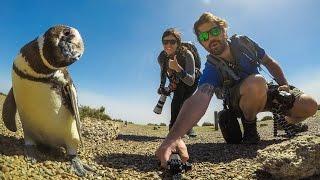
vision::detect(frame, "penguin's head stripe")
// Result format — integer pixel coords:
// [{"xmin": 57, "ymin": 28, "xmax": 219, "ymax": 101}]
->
[
  {"xmin": 42, "ymin": 25, "xmax": 85, "ymax": 68},
  {"xmin": 14, "ymin": 54, "xmax": 54, "ymax": 79},
  {"xmin": 38, "ymin": 35, "xmax": 60, "ymax": 70},
  {"xmin": 20, "ymin": 39, "xmax": 55, "ymax": 75}
]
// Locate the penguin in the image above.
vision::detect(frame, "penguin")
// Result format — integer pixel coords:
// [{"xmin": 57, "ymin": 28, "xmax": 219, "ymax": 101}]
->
[{"xmin": 1, "ymin": 25, "xmax": 91, "ymax": 176}]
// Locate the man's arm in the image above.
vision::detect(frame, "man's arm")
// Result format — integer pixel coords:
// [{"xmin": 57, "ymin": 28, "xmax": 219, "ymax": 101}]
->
[
  {"xmin": 261, "ymin": 54, "xmax": 288, "ymax": 86},
  {"xmin": 167, "ymin": 83, "xmax": 214, "ymax": 139},
  {"xmin": 156, "ymin": 83, "xmax": 214, "ymax": 167}
]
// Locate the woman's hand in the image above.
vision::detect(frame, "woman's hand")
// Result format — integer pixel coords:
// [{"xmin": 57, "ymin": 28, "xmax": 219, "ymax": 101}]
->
[{"xmin": 169, "ymin": 55, "xmax": 183, "ymax": 72}]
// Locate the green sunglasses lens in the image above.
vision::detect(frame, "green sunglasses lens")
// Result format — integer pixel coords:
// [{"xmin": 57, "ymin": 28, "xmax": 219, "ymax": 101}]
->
[
  {"xmin": 199, "ymin": 32, "xmax": 209, "ymax": 42},
  {"xmin": 198, "ymin": 27, "xmax": 221, "ymax": 42},
  {"xmin": 210, "ymin": 27, "xmax": 221, "ymax": 36}
]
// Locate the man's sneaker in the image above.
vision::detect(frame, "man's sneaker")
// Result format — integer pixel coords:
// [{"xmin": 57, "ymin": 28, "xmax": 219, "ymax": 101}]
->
[
  {"xmin": 187, "ymin": 128, "xmax": 197, "ymax": 138},
  {"xmin": 241, "ymin": 117, "xmax": 260, "ymax": 144}
]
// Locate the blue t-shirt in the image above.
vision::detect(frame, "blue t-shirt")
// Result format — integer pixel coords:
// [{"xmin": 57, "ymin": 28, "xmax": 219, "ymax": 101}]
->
[{"xmin": 198, "ymin": 36, "xmax": 266, "ymax": 88}]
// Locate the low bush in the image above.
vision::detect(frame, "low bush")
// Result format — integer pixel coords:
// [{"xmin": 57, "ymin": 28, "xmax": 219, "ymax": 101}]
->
[
  {"xmin": 260, "ymin": 123, "xmax": 268, "ymax": 127},
  {"xmin": 79, "ymin": 105, "xmax": 111, "ymax": 120},
  {"xmin": 260, "ymin": 116, "xmax": 273, "ymax": 121},
  {"xmin": 202, "ymin": 122, "xmax": 214, "ymax": 126}
]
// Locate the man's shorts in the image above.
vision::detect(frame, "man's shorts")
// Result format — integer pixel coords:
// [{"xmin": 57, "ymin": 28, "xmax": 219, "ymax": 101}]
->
[{"xmin": 228, "ymin": 81, "xmax": 304, "ymax": 117}]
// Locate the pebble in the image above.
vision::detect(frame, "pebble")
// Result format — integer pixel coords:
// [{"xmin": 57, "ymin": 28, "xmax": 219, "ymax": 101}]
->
[{"xmin": 0, "ymin": 166, "xmax": 9, "ymax": 173}]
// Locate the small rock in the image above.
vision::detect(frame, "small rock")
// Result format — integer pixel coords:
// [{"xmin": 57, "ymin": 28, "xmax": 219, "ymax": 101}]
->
[{"xmin": 1, "ymin": 166, "xmax": 9, "ymax": 173}]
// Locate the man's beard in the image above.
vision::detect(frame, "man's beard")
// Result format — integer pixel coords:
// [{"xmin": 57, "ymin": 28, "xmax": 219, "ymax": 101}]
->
[{"xmin": 207, "ymin": 39, "xmax": 227, "ymax": 56}]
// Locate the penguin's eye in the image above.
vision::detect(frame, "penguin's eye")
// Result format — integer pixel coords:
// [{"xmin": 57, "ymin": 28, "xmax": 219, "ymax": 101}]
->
[{"xmin": 63, "ymin": 29, "xmax": 71, "ymax": 36}]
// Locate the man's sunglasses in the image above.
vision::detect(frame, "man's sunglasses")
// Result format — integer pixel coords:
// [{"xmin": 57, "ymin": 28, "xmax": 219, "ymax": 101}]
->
[
  {"xmin": 162, "ymin": 39, "xmax": 177, "ymax": 45},
  {"xmin": 198, "ymin": 26, "xmax": 221, "ymax": 42}
]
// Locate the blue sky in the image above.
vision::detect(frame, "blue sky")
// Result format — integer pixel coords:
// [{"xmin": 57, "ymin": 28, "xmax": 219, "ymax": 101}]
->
[{"xmin": 1, "ymin": 0, "xmax": 319, "ymax": 125}]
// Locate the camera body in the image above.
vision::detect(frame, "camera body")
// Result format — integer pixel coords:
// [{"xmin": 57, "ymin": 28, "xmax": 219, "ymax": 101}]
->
[
  {"xmin": 267, "ymin": 83, "xmax": 300, "ymax": 137},
  {"xmin": 167, "ymin": 153, "xmax": 192, "ymax": 179},
  {"xmin": 275, "ymin": 91, "xmax": 295, "ymax": 111},
  {"xmin": 267, "ymin": 84, "xmax": 295, "ymax": 112}
]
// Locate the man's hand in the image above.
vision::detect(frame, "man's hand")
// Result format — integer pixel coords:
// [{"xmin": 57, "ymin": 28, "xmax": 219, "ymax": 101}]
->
[
  {"xmin": 169, "ymin": 55, "xmax": 183, "ymax": 72},
  {"xmin": 278, "ymin": 84, "xmax": 290, "ymax": 92},
  {"xmin": 156, "ymin": 138, "xmax": 189, "ymax": 168}
]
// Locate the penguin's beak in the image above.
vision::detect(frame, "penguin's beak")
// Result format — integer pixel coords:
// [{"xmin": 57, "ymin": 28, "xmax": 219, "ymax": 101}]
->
[{"xmin": 58, "ymin": 28, "xmax": 84, "ymax": 64}]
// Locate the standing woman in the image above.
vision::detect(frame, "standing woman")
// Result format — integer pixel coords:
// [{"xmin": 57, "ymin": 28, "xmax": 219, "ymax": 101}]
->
[{"xmin": 157, "ymin": 28, "xmax": 199, "ymax": 137}]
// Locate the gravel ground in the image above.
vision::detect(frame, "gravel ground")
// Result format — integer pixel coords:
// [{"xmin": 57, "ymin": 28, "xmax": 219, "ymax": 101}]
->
[{"xmin": 0, "ymin": 94, "xmax": 319, "ymax": 179}]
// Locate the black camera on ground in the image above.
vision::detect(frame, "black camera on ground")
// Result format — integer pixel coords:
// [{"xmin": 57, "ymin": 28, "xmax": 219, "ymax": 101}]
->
[{"xmin": 167, "ymin": 153, "xmax": 192, "ymax": 180}]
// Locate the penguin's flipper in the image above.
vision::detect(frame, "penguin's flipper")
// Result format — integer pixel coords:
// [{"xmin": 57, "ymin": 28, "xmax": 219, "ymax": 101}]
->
[
  {"xmin": 66, "ymin": 84, "xmax": 83, "ymax": 146},
  {"xmin": 2, "ymin": 88, "xmax": 18, "ymax": 132}
]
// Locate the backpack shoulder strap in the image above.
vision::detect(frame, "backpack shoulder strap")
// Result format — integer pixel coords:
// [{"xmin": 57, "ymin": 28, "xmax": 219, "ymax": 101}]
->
[
  {"xmin": 206, "ymin": 55, "xmax": 240, "ymax": 82},
  {"xmin": 206, "ymin": 55, "xmax": 240, "ymax": 100},
  {"xmin": 230, "ymin": 34, "xmax": 263, "ymax": 66}
]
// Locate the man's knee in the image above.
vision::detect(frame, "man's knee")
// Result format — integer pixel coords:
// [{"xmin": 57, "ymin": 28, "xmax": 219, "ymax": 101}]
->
[
  {"xmin": 291, "ymin": 94, "xmax": 318, "ymax": 118},
  {"xmin": 301, "ymin": 95, "xmax": 318, "ymax": 117},
  {"xmin": 240, "ymin": 74, "xmax": 267, "ymax": 98}
]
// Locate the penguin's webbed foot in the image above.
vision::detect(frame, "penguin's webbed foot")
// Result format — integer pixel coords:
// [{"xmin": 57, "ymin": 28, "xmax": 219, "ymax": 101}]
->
[
  {"xmin": 69, "ymin": 155, "xmax": 95, "ymax": 177},
  {"xmin": 24, "ymin": 145, "xmax": 37, "ymax": 164}
]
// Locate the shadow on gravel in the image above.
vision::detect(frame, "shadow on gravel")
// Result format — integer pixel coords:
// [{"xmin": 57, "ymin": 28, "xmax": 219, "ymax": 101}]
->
[
  {"xmin": 0, "ymin": 134, "xmax": 24, "ymax": 156},
  {"xmin": 254, "ymin": 169, "xmax": 320, "ymax": 180},
  {"xmin": 95, "ymin": 153, "xmax": 176, "ymax": 179},
  {"xmin": 95, "ymin": 153, "xmax": 160, "ymax": 172},
  {"xmin": 0, "ymin": 134, "xmax": 67, "ymax": 163},
  {"xmin": 116, "ymin": 134, "xmax": 164, "ymax": 142},
  {"xmin": 187, "ymin": 139, "xmax": 286, "ymax": 164}
]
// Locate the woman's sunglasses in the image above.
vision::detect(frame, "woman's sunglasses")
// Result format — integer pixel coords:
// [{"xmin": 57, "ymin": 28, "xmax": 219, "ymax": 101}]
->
[
  {"xmin": 162, "ymin": 39, "xmax": 177, "ymax": 45},
  {"xmin": 198, "ymin": 26, "xmax": 221, "ymax": 42}
]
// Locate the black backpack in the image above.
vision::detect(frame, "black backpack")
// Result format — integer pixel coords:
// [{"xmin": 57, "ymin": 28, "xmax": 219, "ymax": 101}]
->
[{"xmin": 181, "ymin": 41, "xmax": 201, "ymax": 71}]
